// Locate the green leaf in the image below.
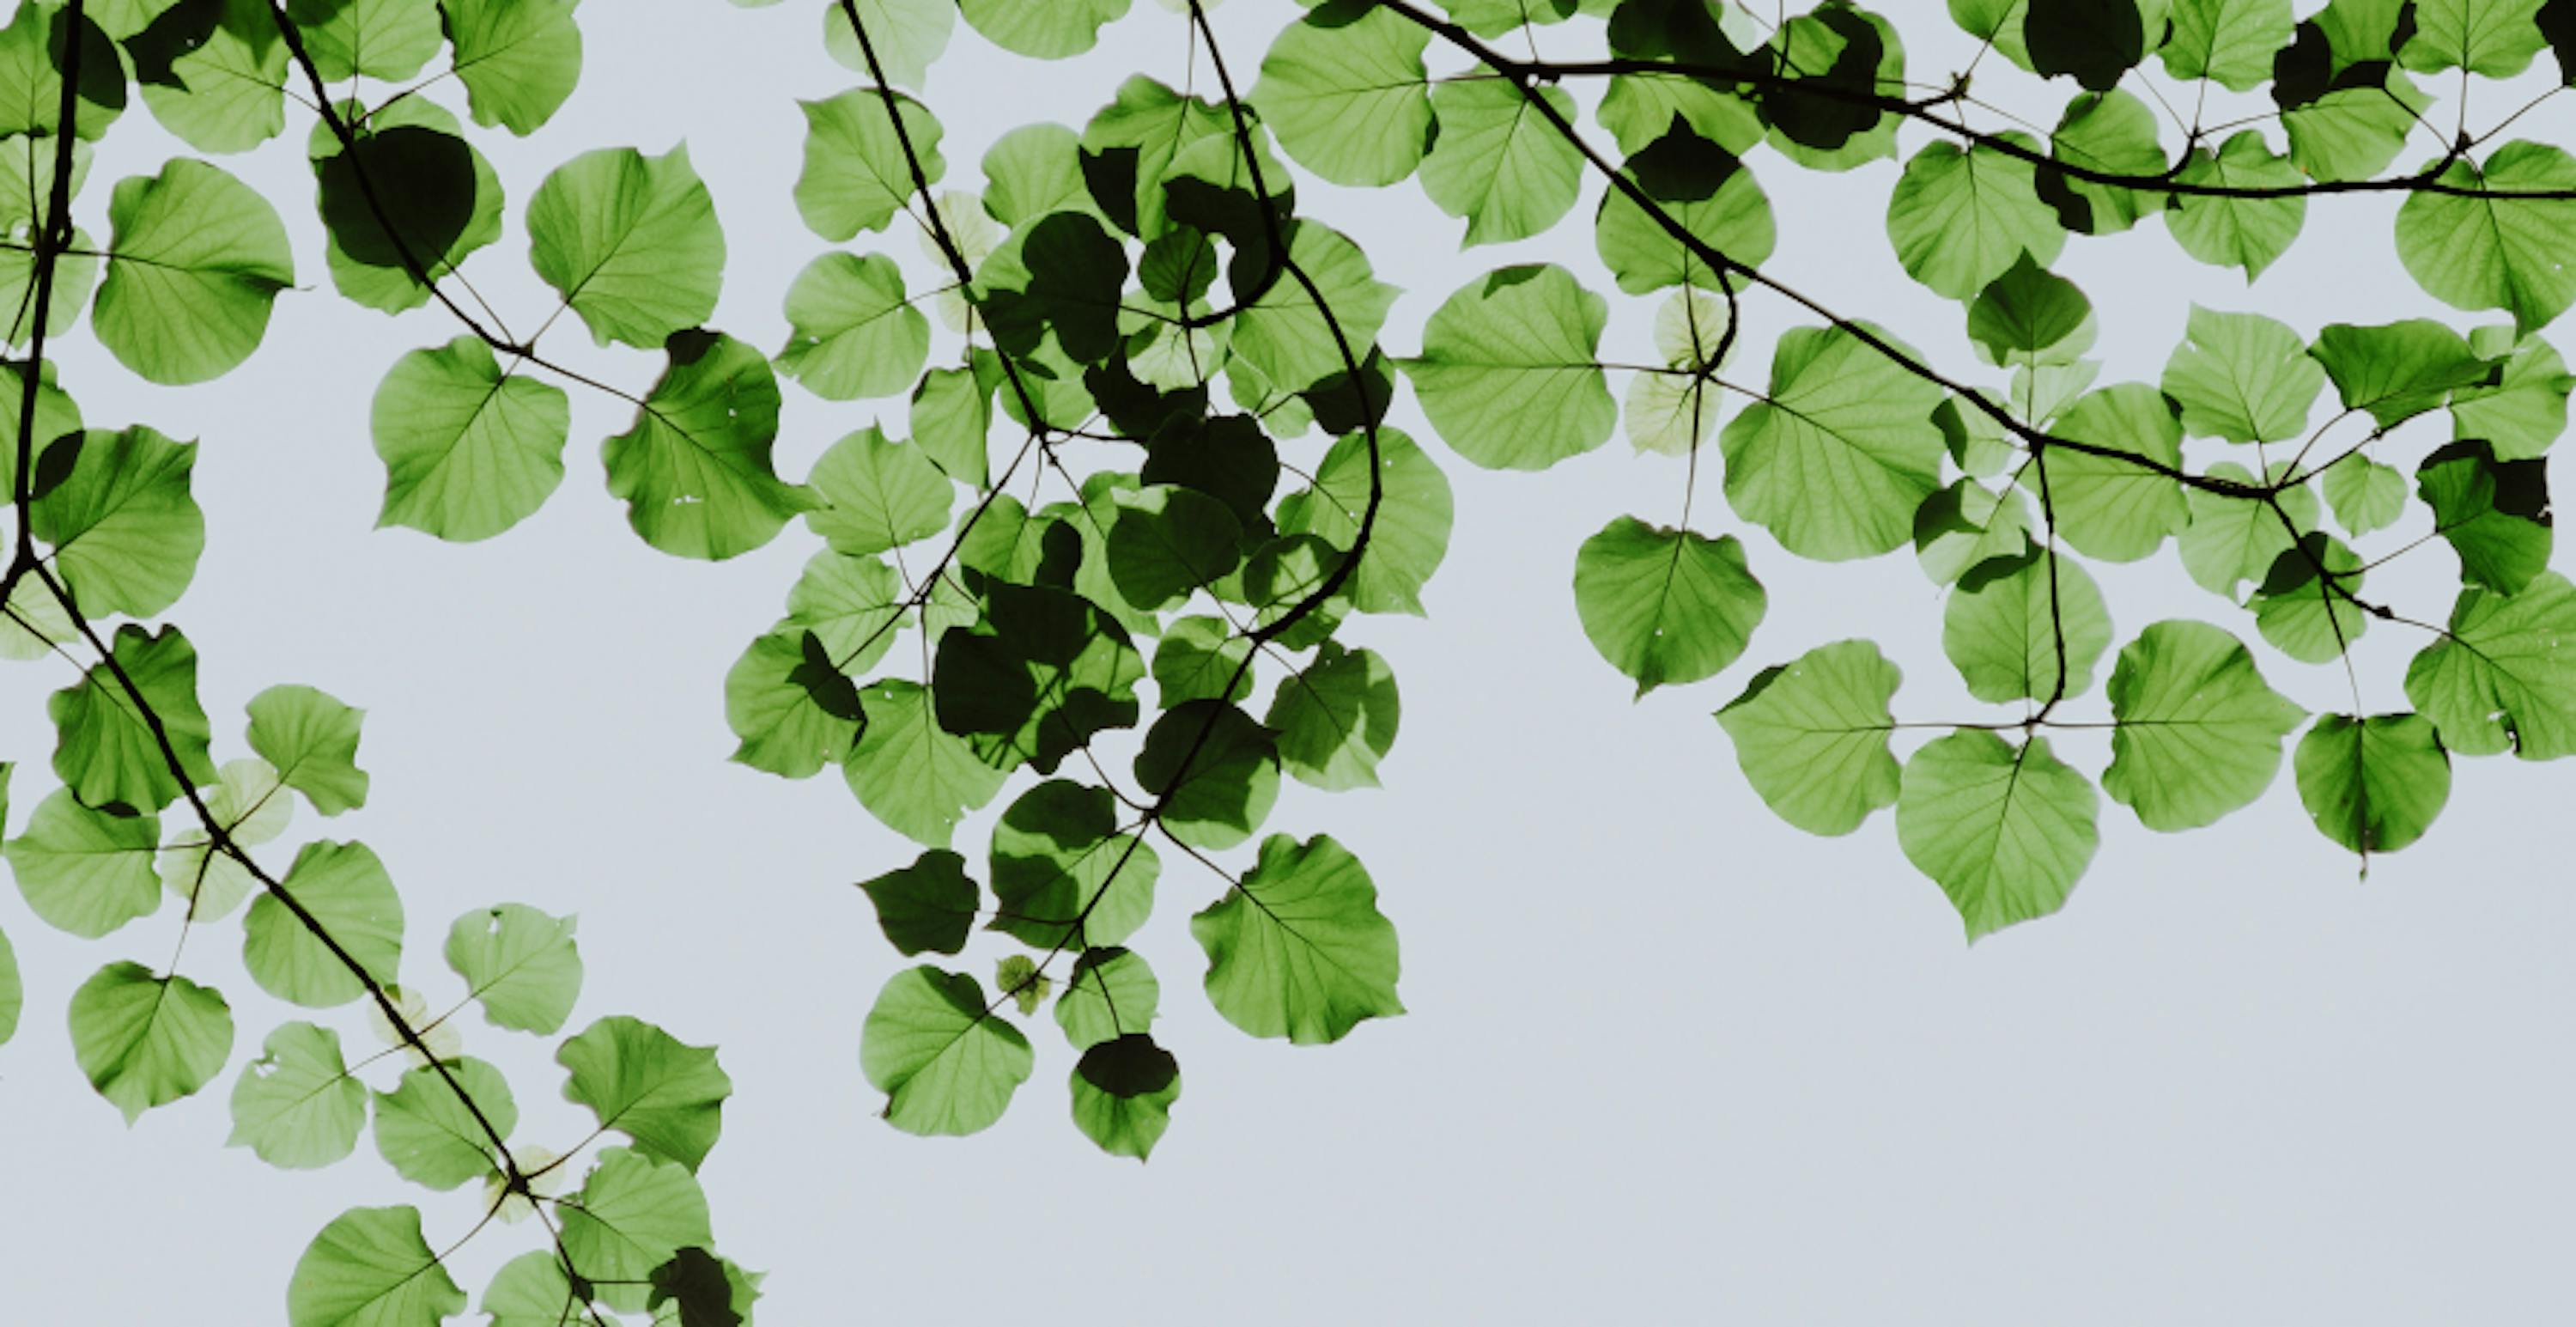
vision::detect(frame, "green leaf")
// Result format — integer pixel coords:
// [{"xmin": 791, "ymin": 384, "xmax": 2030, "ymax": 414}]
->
[
  {"xmin": 1056, "ymin": 947, "xmax": 1159, "ymax": 1050},
  {"xmin": 2399, "ymin": 0, "xmax": 2548, "ymax": 76},
  {"xmin": 1230, "ymin": 222, "xmax": 1395, "ymax": 392},
  {"xmin": 1760, "ymin": 3, "xmax": 1905, "ymax": 170},
  {"xmin": 2451, "ymin": 326, "xmax": 2573, "ymax": 459},
  {"xmin": 527, "ymin": 145, "xmax": 725, "ymax": 349},
  {"xmin": 1151, "ymin": 616, "xmax": 1253, "ymax": 706},
  {"xmin": 0, "ymin": 2, "xmax": 125, "ymax": 142},
  {"xmin": 2311, "ymin": 319, "xmax": 2492, "ymax": 427},
  {"xmin": 1191, "ymin": 833, "xmax": 1403, "ymax": 1044},
  {"xmin": 2160, "ymin": 306, "xmax": 2324, "ymax": 441},
  {"xmin": 2282, "ymin": 68, "xmax": 2427, "ymax": 183},
  {"xmin": 988, "ymin": 780, "xmax": 1158, "ymax": 950},
  {"xmin": 605, "ymin": 331, "xmax": 813, "ymax": 561},
  {"xmin": 1071, "ymin": 1032, "xmax": 1181, "ymax": 1160},
  {"xmin": 151, "ymin": 758, "xmax": 289, "ymax": 922},
  {"xmin": 1596, "ymin": 123, "xmax": 1776, "ymax": 295},
  {"xmin": 793, "ymin": 86, "xmax": 939, "ymax": 240},
  {"xmin": 805, "ymin": 424, "xmax": 951, "ymax": 556},
  {"xmin": 445, "ymin": 904, "xmax": 581, "ymax": 1034},
  {"xmin": 2293, "ymin": 714, "xmax": 2451, "ymax": 857},
  {"xmin": 479, "ymin": 1252, "xmax": 580, "ymax": 1327},
  {"xmin": 5, "ymin": 788, "xmax": 157, "ymax": 937},
  {"xmin": 0, "ymin": 358, "xmax": 80, "ymax": 513},
  {"xmin": 2418, "ymin": 440, "xmax": 2552, "ymax": 593},
  {"xmin": 94, "ymin": 159, "xmax": 292, "ymax": 384},
  {"xmin": 1915, "ymin": 478, "xmax": 2033, "ymax": 584},
  {"xmin": 725, "ymin": 629, "xmax": 859, "ymax": 779},
  {"xmin": 558, "ymin": 1015, "xmax": 732, "ymax": 1171},
  {"xmin": 1942, "ymin": 545, "xmax": 2113, "ymax": 703},
  {"xmin": 561, "ymin": 1148, "xmax": 713, "ymax": 1314},
  {"xmin": 1103, "ymin": 484, "xmax": 1242, "ymax": 610},
  {"xmin": 243, "ymin": 841, "xmax": 404, "ymax": 1008},
  {"xmin": 68, "ymin": 960, "xmax": 231, "ymax": 1123},
  {"xmin": 845, "ymin": 679, "xmax": 1007, "ymax": 847},
  {"xmin": 1885, "ymin": 137, "xmax": 2063, "ymax": 300},
  {"xmin": 786, "ymin": 550, "xmax": 908, "ymax": 669},
  {"xmin": 1715, "ymin": 639, "xmax": 1903, "ymax": 835},
  {"xmin": 0, "ymin": 920, "xmax": 15, "ymax": 1048},
  {"xmin": 2163, "ymin": 0, "xmax": 2294, "ymax": 88},
  {"xmin": 1403, "ymin": 264, "xmax": 1614, "ymax": 472},
  {"xmin": 2178, "ymin": 460, "xmax": 2316, "ymax": 597},
  {"xmin": 2046, "ymin": 88, "xmax": 2167, "ymax": 234},
  {"xmin": 371, "ymin": 336, "xmax": 570, "ymax": 542},
  {"xmin": 1421, "ymin": 79, "xmax": 1580, "ymax": 245},
  {"xmin": 373, "ymin": 1056, "xmax": 515, "ymax": 1190},
  {"xmin": 50, "ymin": 624, "xmax": 216, "ymax": 813},
  {"xmin": 2038, "ymin": 383, "xmax": 2190, "ymax": 562},
  {"xmin": 286, "ymin": 0, "xmax": 441, "ymax": 80},
  {"xmin": 2322, "ymin": 454, "xmax": 2409, "ymax": 535},
  {"xmin": 2166, "ymin": 131, "xmax": 2305, "ymax": 279},
  {"xmin": 1133, "ymin": 699, "xmax": 1279, "ymax": 850},
  {"xmin": 1719, "ymin": 325, "xmax": 1946, "ymax": 559},
  {"xmin": 983, "ymin": 122, "xmax": 1095, "ymax": 228},
  {"xmin": 775, "ymin": 252, "xmax": 930, "ymax": 400},
  {"xmin": 286, "ymin": 1207, "xmax": 465, "ymax": 1327},
  {"xmin": 228, "ymin": 1021, "xmax": 366, "ymax": 1170},
  {"xmin": 309, "ymin": 101, "xmax": 501, "ymax": 315},
  {"xmin": 959, "ymin": 0, "xmax": 1126, "ymax": 58},
  {"xmin": 932, "ymin": 579, "xmax": 1145, "ymax": 774},
  {"xmin": 2104, "ymin": 620, "xmax": 2306, "ymax": 830},
  {"xmin": 2404, "ymin": 570, "xmax": 2576, "ymax": 758},
  {"xmin": 824, "ymin": 0, "xmax": 954, "ymax": 88},
  {"xmin": 440, "ymin": 0, "xmax": 583, "ymax": 135},
  {"xmin": 1571, "ymin": 517, "xmax": 1765, "ymax": 697},
  {"xmin": 1267, "ymin": 641, "xmax": 1401, "ymax": 789},
  {"xmin": 1897, "ymin": 731, "xmax": 2099, "ymax": 941},
  {"xmin": 135, "ymin": 0, "xmax": 282, "ymax": 152},
  {"xmin": 911, "ymin": 365, "xmax": 993, "ymax": 487},
  {"xmin": 1966, "ymin": 254, "xmax": 2095, "ymax": 368},
  {"xmin": 29, "ymin": 425, "xmax": 202, "ymax": 618},
  {"xmin": 1273, "ymin": 426, "xmax": 1453, "ymax": 615},
  {"xmin": 857, "ymin": 849, "xmax": 978, "ymax": 956},
  {"xmin": 2026, "ymin": 0, "xmax": 2168, "ymax": 89},
  {"xmin": 2250, "ymin": 532, "xmax": 2369, "ymax": 662},
  {"xmin": 245, "ymin": 684, "xmax": 369, "ymax": 816},
  {"xmin": 2395, "ymin": 143, "xmax": 2576, "ymax": 335},
  {"xmin": 860, "ymin": 965, "xmax": 1034, "ymax": 1135},
  {"xmin": 1253, "ymin": 1, "xmax": 1431, "ymax": 187}
]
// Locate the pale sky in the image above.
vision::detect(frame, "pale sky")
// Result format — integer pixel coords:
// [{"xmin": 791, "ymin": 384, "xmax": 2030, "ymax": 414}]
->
[{"xmin": 3, "ymin": 3, "xmax": 2573, "ymax": 1323}]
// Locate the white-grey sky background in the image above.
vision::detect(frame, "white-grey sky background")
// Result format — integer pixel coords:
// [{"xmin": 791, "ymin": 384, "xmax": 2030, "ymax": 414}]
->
[{"xmin": 3, "ymin": 1, "xmax": 2573, "ymax": 1321}]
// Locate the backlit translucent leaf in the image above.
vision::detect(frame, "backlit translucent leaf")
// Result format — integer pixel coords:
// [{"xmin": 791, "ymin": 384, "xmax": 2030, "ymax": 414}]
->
[
  {"xmin": 1071, "ymin": 1032, "xmax": 1180, "ymax": 1160},
  {"xmin": 2038, "ymin": 383, "xmax": 2189, "ymax": 562},
  {"xmin": 846, "ymin": 679, "xmax": 1006, "ymax": 847},
  {"xmin": 527, "ymin": 145, "xmax": 724, "ymax": 348},
  {"xmin": 0, "ymin": 920, "xmax": 15, "ymax": 1047},
  {"xmin": 794, "ymin": 86, "xmax": 939, "ymax": 240},
  {"xmin": 155, "ymin": 757, "xmax": 290, "ymax": 921},
  {"xmin": 2322, "ymin": 454, "xmax": 2408, "ymax": 535},
  {"xmin": 2047, "ymin": 88, "xmax": 2166, "ymax": 234},
  {"xmin": 95, "ymin": 159, "xmax": 292, "ymax": 384},
  {"xmin": 246, "ymin": 684, "xmax": 369, "ymax": 816},
  {"xmin": 69, "ymin": 960, "xmax": 230, "ymax": 1123},
  {"xmin": 783, "ymin": 550, "xmax": 906, "ymax": 672},
  {"xmin": 1942, "ymin": 545, "xmax": 2112, "ymax": 703},
  {"xmin": 1915, "ymin": 478, "xmax": 2032, "ymax": 584},
  {"xmin": 243, "ymin": 841, "xmax": 404, "ymax": 1007},
  {"xmin": 775, "ymin": 252, "xmax": 930, "ymax": 400},
  {"xmin": 2250, "ymin": 532, "xmax": 2368, "ymax": 662},
  {"xmin": 2311, "ymin": 319, "xmax": 2492, "ymax": 427},
  {"xmin": 861, "ymin": 965, "xmax": 1033, "ymax": 1135},
  {"xmin": 824, "ymin": 0, "xmax": 953, "ymax": 88},
  {"xmin": 2418, "ymin": 440, "xmax": 2551, "ymax": 593},
  {"xmin": 1597, "ymin": 123, "xmax": 1776, "ymax": 295},
  {"xmin": 987, "ymin": 779, "xmax": 1156, "ymax": 948},
  {"xmin": 1406, "ymin": 265, "xmax": 1613, "ymax": 471},
  {"xmin": 1720, "ymin": 325, "xmax": 1945, "ymax": 559},
  {"xmin": 1230, "ymin": 222, "xmax": 1394, "ymax": 393},
  {"xmin": 2451, "ymin": 326, "xmax": 2573, "ymax": 459},
  {"xmin": 2282, "ymin": 69, "xmax": 2426, "ymax": 183},
  {"xmin": 2160, "ymin": 306, "xmax": 2322, "ymax": 441},
  {"xmin": 1714, "ymin": 639, "xmax": 1902, "ymax": 835},
  {"xmin": 1274, "ymin": 426, "xmax": 1452, "ymax": 615},
  {"xmin": 1760, "ymin": 3, "xmax": 1905, "ymax": 170},
  {"xmin": 371, "ymin": 336, "xmax": 570, "ymax": 541},
  {"xmin": 30, "ymin": 424, "xmax": 202, "ymax": 617},
  {"xmin": 1191, "ymin": 833, "xmax": 1402, "ymax": 1044},
  {"xmin": 1421, "ymin": 79, "xmax": 1579, "ymax": 246},
  {"xmin": 2104, "ymin": 620, "xmax": 2306, "ymax": 830},
  {"xmin": 1571, "ymin": 517, "xmax": 1764, "ymax": 697},
  {"xmin": 1057, "ymin": 947, "xmax": 1159, "ymax": 1050},
  {"xmin": 1267, "ymin": 641, "xmax": 1400, "ymax": 788},
  {"xmin": 2399, "ymin": 0, "xmax": 2547, "ymax": 76},
  {"xmin": 1104, "ymin": 484, "xmax": 1241, "ymax": 610},
  {"xmin": 2395, "ymin": 143, "xmax": 2576, "ymax": 335},
  {"xmin": 1966, "ymin": 255, "xmax": 2094, "ymax": 368},
  {"xmin": 0, "ymin": 2, "xmax": 124, "ymax": 141},
  {"xmin": 2163, "ymin": 0, "xmax": 2294, "ymax": 88},
  {"xmin": 605, "ymin": 331, "xmax": 813, "ymax": 561},
  {"xmin": 725, "ymin": 628, "xmax": 860, "ymax": 779},
  {"xmin": 1885, "ymin": 137, "xmax": 2063, "ymax": 299},
  {"xmin": 228, "ymin": 1021, "xmax": 365, "ymax": 1169},
  {"xmin": 1133, "ymin": 699, "xmax": 1279, "ymax": 850},
  {"xmin": 2404, "ymin": 570, "xmax": 2576, "ymax": 758},
  {"xmin": 445, "ymin": 904, "xmax": 581, "ymax": 1034},
  {"xmin": 136, "ymin": 0, "xmax": 281, "ymax": 152},
  {"xmin": 933, "ymin": 579, "xmax": 1144, "ymax": 773},
  {"xmin": 561, "ymin": 1148, "xmax": 712, "ymax": 1314},
  {"xmin": 858, "ymin": 849, "xmax": 977, "ymax": 955},
  {"xmin": 286, "ymin": 0, "xmax": 441, "ymax": 81},
  {"xmin": 286, "ymin": 1207, "xmax": 464, "ymax": 1327},
  {"xmin": 50, "ymin": 624, "xmax": 216, "ymax": 813},
  {"xmin": 6, "ymin": 788, "xmax": 157, "ymax": 937},
  {"xmin": 1151, "ymin": 616, "xmax": 1253, "ymax": 706},
  {"xmin": 1897, "ymin": 731, "xmax": 2098, "ymax": 941},
  {"xmin": 2178, "ymin": 460, "xmax": 2315, "ymax": 597},
  {"xmin": 309, "ymin": 99, "xmax": 503, "ymax": 317},
  {"xmin": 2166, "ymin": 131, "xmax": 2305, "ymax": 278},
  {"xmin": 1253, "ymin": 1, "xmax": 1431, "ymax": 186},
  {"xmin": 559, "ymin": 1015, "xmax": 732, "ymax": 1171},
  {"xmin": 2293, "ymin": 714, "xmax": 2451, "ymax": 856},
  {"xmin": 373, "ymin": 1056, "xmax": 514, "ymax": 1190},
  {"xmin": 805, "ymin": 424, "xmax": 951, "ymax": 556},
  {"xmin": 441, "ymin": 0, "xmax": 583, "ymax": 134},
  {"xmin": 479, "ymin": 1252, "xmax": 580, "ymax": 1327},
  {"xmin": 959, "ymin": 0, "xmax": 1126, "ymax": 58}
]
